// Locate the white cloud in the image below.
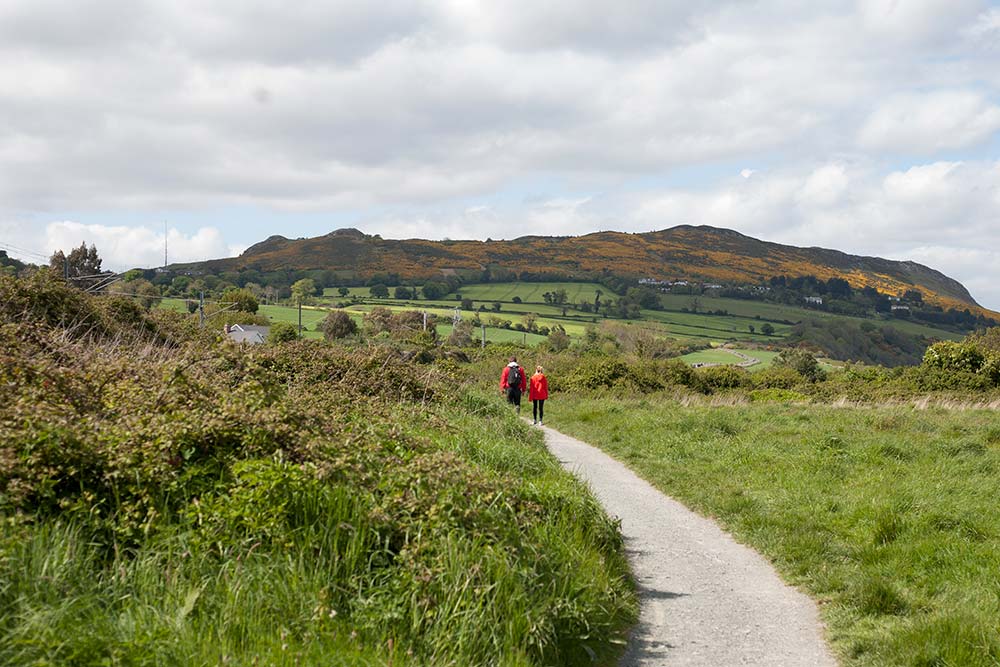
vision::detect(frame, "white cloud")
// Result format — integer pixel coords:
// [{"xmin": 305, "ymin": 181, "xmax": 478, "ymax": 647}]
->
[
  {"xmin": 1, "ymin": 1, "xmax": 999, "ymax": 310},
  {"xmin": 629, "ymin": 159, "xmax": 1000, "ymax": 307},
  {"xmin": 43, "ymin": 222, "xmax": 233, "ymax": 271},
  {"xmin": 859, "ymin": 91, "xmax": 1000, "ymax": 153},
  {"xmin": 964, "ymin": 7, "xmax": 1000, "ymax": 43}
]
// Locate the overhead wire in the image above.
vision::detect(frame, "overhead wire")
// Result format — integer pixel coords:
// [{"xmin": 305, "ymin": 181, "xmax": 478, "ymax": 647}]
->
[{"xmin": 0, "ymin": 240, "xmax": 51, "ymax": 262}]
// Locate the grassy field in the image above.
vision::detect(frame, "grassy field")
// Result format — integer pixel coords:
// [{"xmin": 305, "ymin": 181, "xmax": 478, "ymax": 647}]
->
[
  {"xmin": 2, "ymin": 269, "xmax": 640, "ymax": 665},
  {"xmin": 180, "ymin": 281, "xmax": 965, "ymax": 350},
  {"xmin": 680, "ymin": 348, "xmax": 782, "ymax": 368},
  {"xmin": 659, "ymin": 294, "xmax": 964, "ymax": 341},
  {"xmin": 455, "ymin": 282, "xmax": 608, "ymax": 304},
  {"xmin": 258, "ymin": 304, "xmax": 333, "ymax": 339},
  {"xmin": 550, "ymin": 396, "xmax": 1000, "ymax": 666}
]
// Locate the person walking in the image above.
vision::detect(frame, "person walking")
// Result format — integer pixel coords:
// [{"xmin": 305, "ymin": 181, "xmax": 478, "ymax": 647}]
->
[
  {"xmin": 529, "ymin": 365, "xmax": 548, "ymax": 425},
  {"xmin": 500, "ymin": 356, "xmax": 527, "ymax": 414}
]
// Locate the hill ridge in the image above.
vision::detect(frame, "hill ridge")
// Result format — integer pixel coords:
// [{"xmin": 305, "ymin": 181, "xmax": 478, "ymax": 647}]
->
[{"xmin": 173, "ymin": 224, "xmax": 989, "ymax": 316}]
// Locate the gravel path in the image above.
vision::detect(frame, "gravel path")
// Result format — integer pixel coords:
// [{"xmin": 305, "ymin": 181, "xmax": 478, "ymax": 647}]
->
[{"xmin": 539, "ymin": 424, "xmax": 838, "ymax": 667}]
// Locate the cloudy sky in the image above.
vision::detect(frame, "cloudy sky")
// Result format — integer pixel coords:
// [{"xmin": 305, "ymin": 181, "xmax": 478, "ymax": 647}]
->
[{"xmin": 2, "ymin": 1, "xmax": 999, "ymax": 306}]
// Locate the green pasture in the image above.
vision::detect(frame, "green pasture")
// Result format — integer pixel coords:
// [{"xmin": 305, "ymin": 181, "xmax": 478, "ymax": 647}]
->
[
  {"xmin": 159, "ymin": 297, "xmax": 191, "ymax": 313},
  {"xmin": 257, "ymin": 304, "xmax": 334, "ymax": 339},
  {"xmin": 639, "ymin": 308, "xmax": 792, "ymax": 342},
  {"xmin": 342, "ymin": 302, "xmax": 585, "ymax": 340},
  {"xmin": 456, "ymin": 282, "xmax": 608, "ymax": 304},
  {"xmin": 659, "ymin": 294, "xmax": 963, "ymax": 341},
  {"xmin": 680, "ymin": 347, "xmax": 782, "ymax": 369},
  {"xmin": 680, "ymin": 349, "xmax": 748, "ymax": 365},
  {"xmin": 553, "ymin": 398, "xmax": 1000, "ymax": 666}
]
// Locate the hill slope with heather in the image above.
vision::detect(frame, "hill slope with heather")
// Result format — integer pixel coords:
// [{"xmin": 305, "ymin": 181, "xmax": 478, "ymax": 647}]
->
[{"xmin": 174, "ymin": 225, "xmax": 991, "ymax": 316}]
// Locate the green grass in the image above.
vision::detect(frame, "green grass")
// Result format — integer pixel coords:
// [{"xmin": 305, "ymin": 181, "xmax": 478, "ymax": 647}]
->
[
  {"xmin": 0, "ymin": 320, "xmax": 638, "ymax": 665},
  {"xmin": 159, "ymin": 297, "xmax": 191, "ymax": 313},
  {"xmin": 550, "ymin": 397, "xmax": 1000, "ymax": 666},
  {"xmin": 659, "ymin": 294, "xmax": 964, "ymax": 341},
  {"xmin": 680, "ymin": 349, "xmax": 748, "ymax": 365},
  {"xmin": 258, "ymin": 304, "xmax": 333, "ymax": 339},
  {"xmin": 456, "ymin": 282, "xmax": 608, "ymax": 304},
  {"xmin": 680, "ymin": 348, "xmax": 782, "ymax": 369},
  {"xmin": 156, "ymin": 300, "xmax": 345, "ymax": 341}
]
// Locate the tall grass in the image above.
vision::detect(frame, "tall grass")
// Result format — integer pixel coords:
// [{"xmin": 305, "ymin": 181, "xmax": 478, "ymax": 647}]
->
[
  {"xmin": 2, "ymin": 272, "xmax": 636, "ymax": 667},
  {"xmin": 551, "ymin": 396, "xmax": 1000, "ymax": 666}
]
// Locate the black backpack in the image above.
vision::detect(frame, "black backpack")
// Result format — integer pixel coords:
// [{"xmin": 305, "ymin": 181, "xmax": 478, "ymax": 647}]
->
[{"xmin": 507, "ymin": 365, "xmax": 521, "ymax": 389}]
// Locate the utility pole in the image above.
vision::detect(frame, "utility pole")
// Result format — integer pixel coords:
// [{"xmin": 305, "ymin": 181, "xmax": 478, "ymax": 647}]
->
[
  {"xmin": 298, "ymin": 298, "xmax": 302, "ymax": 338},
  {"xmin": 481, "ymin": 324, "xmax": 486, "ymax": 348},
  {"xmin": 163, "ymin": 221, "xmax": 168, "ymax": 268},
  {"xmin": 199, "ymin": 291, "xmax": 205, "ymax": 328},
  {"xmin": 422, "ymin": 311, "xmax": 427, "ymax": 331}
]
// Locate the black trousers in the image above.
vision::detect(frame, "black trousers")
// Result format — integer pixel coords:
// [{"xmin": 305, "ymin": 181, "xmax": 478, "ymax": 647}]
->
[
  {"xmin": 533, "ymin": 399, "xmax": 545, "ymax": 422},
  {"xmin": 506, "ymin": 388, "xmax": 522, "ymax": 407}
]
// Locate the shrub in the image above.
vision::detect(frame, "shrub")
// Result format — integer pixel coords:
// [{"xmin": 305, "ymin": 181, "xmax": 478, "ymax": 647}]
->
[
  {"xmin": 696, "ymin": 365, "xmax": 750, "ymax": 392},
  {"xmin": 751, "ymin": 366, "xmax": 803, "ymax": 389},
  {"xmin": 318, "ymin": 310, "xmax": 358, "ymax": 340},
  {"xmin": 772, "ymin": 349, "xmax": 826, "ymax": 382},
  {"xmin": 268, "ymin": 320, "xmax": 298, "ymax": 343}
]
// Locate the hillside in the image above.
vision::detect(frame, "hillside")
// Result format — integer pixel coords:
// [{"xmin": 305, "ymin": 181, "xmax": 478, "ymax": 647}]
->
[{"xmin": 173, "ymin": 225, "xmax": 993, "ymax": 317}]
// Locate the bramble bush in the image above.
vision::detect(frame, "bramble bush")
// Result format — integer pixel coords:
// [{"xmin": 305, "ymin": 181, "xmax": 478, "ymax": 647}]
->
[{"xmin": 0, "ymin": 274, "xmax": 635, "ymax": 665}]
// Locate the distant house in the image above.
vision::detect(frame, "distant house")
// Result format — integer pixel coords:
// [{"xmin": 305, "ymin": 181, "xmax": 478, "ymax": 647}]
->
[
  {"xmin": 225, "ymin": 323, "xmax": 270, "ymax": 344},
  {"xmin": 891, "ymin": 304, "xmax": 910, "ymax": 312},
  {"xmin": 804, "ymin": 296, "xmax": 823, "ymax": 305},
  {"xmin": 703, "ymin": 283, "xmax": 723, "ymax": 290}
]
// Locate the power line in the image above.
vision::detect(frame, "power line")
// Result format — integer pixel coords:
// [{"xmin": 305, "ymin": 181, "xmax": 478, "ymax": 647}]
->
[{"xmin": 0, "ymin": 240, "xmax": 51, "ymax": 262}]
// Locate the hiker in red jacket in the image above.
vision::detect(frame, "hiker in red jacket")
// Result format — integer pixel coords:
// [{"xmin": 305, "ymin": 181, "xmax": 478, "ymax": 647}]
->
[
  {"xmin": 500, "ymin": 356, "xmax": 527, "ymax": 413},
  {"xmin": 529, "ymin": 365, "xmax": 549, "ymax": 425}
]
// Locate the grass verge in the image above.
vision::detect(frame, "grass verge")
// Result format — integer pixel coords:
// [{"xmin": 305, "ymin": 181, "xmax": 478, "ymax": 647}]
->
[{"xmin": 549, "ymin": 395, "xmax": 1000, "ymax": 666}]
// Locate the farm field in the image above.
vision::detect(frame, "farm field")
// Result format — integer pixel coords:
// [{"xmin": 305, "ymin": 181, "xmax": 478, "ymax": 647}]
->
[
  {"xmin": 659, "ymin": 294, "xmax": 963, "ymax": 341},
  {"xmin": 259, "ymin": 304, "xmax": 332, "ymax": 339},
  {"xmin": 168, "ymin": 280, "xmax": 964, "ymax": 351},
  {"xmin": 455, "ymin": 282, "xmax": 608, "ymax": 304},
  {"xmin": 639, "ymin": 308, "xmax": 791, "ymax": 342},
  {"xmin": 679, "ymin": 348, "xmax": 783, "ymax": 369},
  {"xmin": 551, "ymin": 397, "xmax": 1000, "ymax": 666}
]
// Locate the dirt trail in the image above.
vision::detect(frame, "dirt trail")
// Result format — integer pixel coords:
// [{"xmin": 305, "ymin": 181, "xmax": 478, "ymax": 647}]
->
[{"xmin": 539, "ymin": 425, "xmax": 838, "ymax": 667}]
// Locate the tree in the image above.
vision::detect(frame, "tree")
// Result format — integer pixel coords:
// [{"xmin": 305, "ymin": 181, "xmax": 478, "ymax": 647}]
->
[
  {"xmin": 291, "ymin": 278, "xmax": 317, "ymax": 304},
  {"xmin": 461, "ymin": 298, "xmax": 474, "ymax": 310},
  {"xmin": 421, "ymin": 282, "xmax": 448, "ymax": 300},
  {"xmin": 221, "ymin": 287, "xmax": 259, "ymax": 313},
  {"xmin": 363, "ymin": 306, "xmax": 394, "ymax": 335},
  {"xmin": 130, "ymin": 279, "xmax": 161, "ymax": 310},
  {"xmin": 491, "ymin": 301, "xmax": 502, "ymax": 312},
  {"xmin": 748, "ymin": 324, "xmax": 755, "ymax": 334},
  {"xmin": 318, "ymin": 311, "xmax": 358, "ymax": 340},
  {"xmin": 552, "ymin": 288, "xmax": 568, "ymax": 305},
  {"xmin": 394, "ymin": 286, "xmax": 414, "ymax": 300},
  {"xmin": 547, "ymin": 325, "xmax": 570, "ymax": 351},
  {"xmin": 447, "ymin": 320, "xmax": 473, "ymax": 347},
  {"xmin": 337, "ymin": 286, "xmax": 350, "ymax": 298},
  {"xmin": 760, "ymin": 323, "xmax": 775, "ymax": 336},
  {"xmin": 370, "ymin": 283, "xmax": 389, "ymax": 298},
  {"xmin": 512, "ymin": 296, "xmax": 522, "ymax": 304},
  {"xmin": 50, "ymin": 243, "xmax": 103, "ymax": 288},
  {"xmin": 522, "ymin": 312, "xmax": 538, "ymax": 333},
  {"xmin": 268, "ymin": 321, "xmax": 298, "ymax": 344},
  {"xmin": 773, "ymin": 349, "xmax": 825, "ymax": 382}
]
